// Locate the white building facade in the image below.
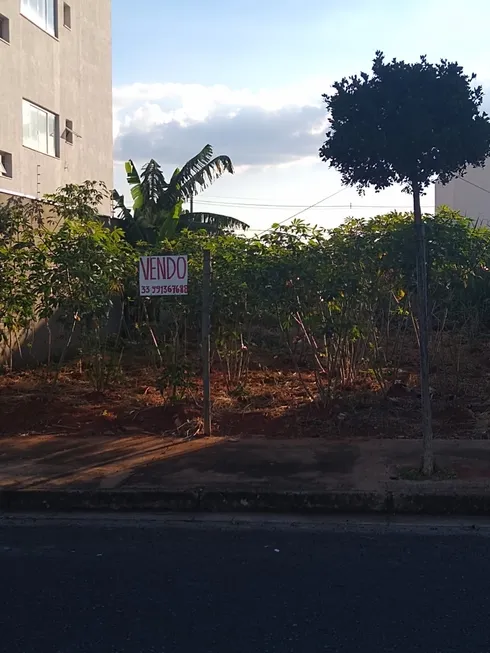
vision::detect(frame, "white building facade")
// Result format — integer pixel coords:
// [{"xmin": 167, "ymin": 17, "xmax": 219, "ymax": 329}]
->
[
  {"xmin": 435, "ymin": 165, "xmax": 490, "ymax": 226},
  {"xmin": 0, "ymin": 0, "xmax": 113, "ymax": 213}
]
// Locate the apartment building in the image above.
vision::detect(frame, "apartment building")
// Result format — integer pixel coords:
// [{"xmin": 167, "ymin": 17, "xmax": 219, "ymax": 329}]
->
[
  {"xmin": 0, "ymin": 0, "xmax": 113, "ymax": 213},
  {"xmin": 435, "ymin": 164, "xmax": 490, "ymax": 226}
]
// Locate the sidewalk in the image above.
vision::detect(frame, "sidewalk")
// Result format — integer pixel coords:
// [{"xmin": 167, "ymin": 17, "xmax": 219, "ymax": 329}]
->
[{"xmin": 1, "ymin": 435, "xmax": 490, "ymax": 514}]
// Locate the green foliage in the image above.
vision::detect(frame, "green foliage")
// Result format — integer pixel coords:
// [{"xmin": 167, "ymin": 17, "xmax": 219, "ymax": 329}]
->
[
  {"xmin": 0, "ymin": 182, "xmax": 135, "ymax": 379},
  {"xmin": 81, "ymin": 331, "xmax": 125, "ymax": 393},
  {"xmin": 171, "ymin": 144, "xmax": 233, "ymax": 202},
  {"xmin": 320, "ymin": 51, "xmax": 490, "ymax": 191},
  {"xmin": 144, "ymin": 209, "xmax": 490, "ymax": 404},
  {"xmin": 113, "ymin": 145, "xmax": 249, "ymax": 245},
  {"xmin": 2, "ymin": 180, "xmax": 490, "ymax": 412},
  {"xmin": 156, "ymin": 360, "xmax": 196, "ymax": 403},
  {"xmin": 0, "ymin": 197, "xmax": 45, "ymax": 369},
  {"xmin": 40, "ymin": 218, "xmax": 134, "ymax": 324},
  {"xmin": 44, "ymin": 181, "xmax": 110, "ymax": 221}
]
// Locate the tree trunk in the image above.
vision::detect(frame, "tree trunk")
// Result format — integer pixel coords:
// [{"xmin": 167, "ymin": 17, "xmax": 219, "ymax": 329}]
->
[{"xmin": 412, "ymin": 183, "xmax": 434, "ymax": 475}]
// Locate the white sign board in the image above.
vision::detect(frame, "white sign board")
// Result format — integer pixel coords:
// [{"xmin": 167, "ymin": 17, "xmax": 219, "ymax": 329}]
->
[{"xmin": 139, "ymin": 255, "xmax": 188, "ymax": 296}]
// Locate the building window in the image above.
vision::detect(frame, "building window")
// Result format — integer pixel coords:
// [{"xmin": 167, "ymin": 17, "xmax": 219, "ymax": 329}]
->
[
  {"xmin": 0, "ymin": 151, "xmax": 12, "ymax": 178},
  {"xmin": 22, "ymin": 100, "xmax": 58, "ymax": 157},
  {"xmin": 64, "ymin": 119, "xmax": 73, "ymax": 144},
  {"xmin": 0, "ymin": 14, "xmax": 10, "ymax": 43},
  {"xmin": 63, "ymin": 3, "xmax": 71, "ymax": 29},
  {"xmin": 20, "ymin": 0, "xmax": 56, "ymax": 36}
]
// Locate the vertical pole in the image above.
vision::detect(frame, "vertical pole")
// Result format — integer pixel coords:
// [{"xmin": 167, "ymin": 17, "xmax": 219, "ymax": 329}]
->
[
  {"xmin": 190, "ymin": 193, "xmax": 194, "ymax": 215},
  {"xmin": 202, "ymin": 249, "xmax": 212, "ymax": 436},
  {"xmin": 413, "ymin": 183, "xmax": 434, "ymax": 475}
]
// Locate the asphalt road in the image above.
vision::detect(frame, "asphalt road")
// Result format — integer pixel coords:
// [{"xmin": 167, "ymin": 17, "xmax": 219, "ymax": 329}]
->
[{"xmin": 1, "ymin": 515, "xmax": 490, "ymax": 653}]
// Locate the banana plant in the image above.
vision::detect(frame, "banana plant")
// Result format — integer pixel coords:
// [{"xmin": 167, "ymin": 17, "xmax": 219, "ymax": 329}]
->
[{"xmin": 113, "ymin": 145, "xmax": 249, "ymax": 244}]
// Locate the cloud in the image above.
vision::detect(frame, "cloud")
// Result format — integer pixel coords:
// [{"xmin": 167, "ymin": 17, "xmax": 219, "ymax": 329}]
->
[
  {"xmin": 113, "ymin": 80, "xmax": 329, "ymax": 168},
  {"xmin": 114, "ymin": 105, "xmax": 326, "ymax": 167}
]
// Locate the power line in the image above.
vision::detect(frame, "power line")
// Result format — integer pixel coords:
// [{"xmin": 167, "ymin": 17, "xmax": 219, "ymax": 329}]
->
[
  {"xmin": 206, "ymin": 176, "xmax": 490, "ymax": 206},
  {"xmin": 194, "ymin": 199, "xmax": 432, "ymax": 211},
  {"xmin": 199, "ymin": 194, "xmax": 285, "ymax": 202},
  {"xmin": 458, "ymin": 175, "xmax": 490, "ymax": 195},
  {"xmin": 255, "ymin": 187, "xmax": 347, "ymax": 236}
]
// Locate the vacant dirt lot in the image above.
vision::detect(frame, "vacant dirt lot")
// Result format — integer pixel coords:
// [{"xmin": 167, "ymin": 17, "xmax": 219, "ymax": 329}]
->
[{"xmin": 1, "ymin": 337, "xmax": 489, "ymax": 440}]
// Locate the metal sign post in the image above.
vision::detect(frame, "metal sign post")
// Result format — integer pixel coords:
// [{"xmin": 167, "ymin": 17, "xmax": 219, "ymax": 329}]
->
[
  {"xmin": 139, "ymin": 253, "xmax": 212, "ymax": 436},
  {"xmin": 201, "ymin": 250, "xmax": 212, "ymax": 437}
]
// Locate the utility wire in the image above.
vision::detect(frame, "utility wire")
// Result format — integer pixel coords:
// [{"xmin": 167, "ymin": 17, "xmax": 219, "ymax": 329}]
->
[
  {"xmin": 204, "ymin": 175, "xmax": 490, "ymax": 205},
  {"xmin": 458, "ymin": 175, "xmax": 490, "ymax": 195},
  {"xmin": 255, "ymin": 187, "xmax": 347, "ymax": 236},
  {"xmin": 199, "ymin": 194, "xmax": 287, "ymax": 202},
  {"xmin": 194, "ymin": 199, "xmax": 432, "ymax": 210}
]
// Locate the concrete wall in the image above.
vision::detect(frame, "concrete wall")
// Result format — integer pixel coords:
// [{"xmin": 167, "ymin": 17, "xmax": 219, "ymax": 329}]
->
[
  {"xmin": 0, "ymin": 306, "xmax": 125, "ymax": 371},
  {"xmin": 435, "ymin": 164, "xmax": 490, "ymax": 226},
  {"xmin": 0, "ymin": 190, "xmax": 56, "ymax": 222},
  {"xmin": 0, "ymin": 0, "xmax": 113, "ymax": 214}
]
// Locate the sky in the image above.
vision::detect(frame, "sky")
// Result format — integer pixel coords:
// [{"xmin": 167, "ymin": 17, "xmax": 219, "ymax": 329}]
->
[{"xmin": 112, "ymin": 0, "xmax": 490, "ymax": 233}]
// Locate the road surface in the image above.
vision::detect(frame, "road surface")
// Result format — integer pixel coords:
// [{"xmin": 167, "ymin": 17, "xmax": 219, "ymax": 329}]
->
[{"xmin": 1, "ymin": 515, "xmax": 489, "ymax": 652}]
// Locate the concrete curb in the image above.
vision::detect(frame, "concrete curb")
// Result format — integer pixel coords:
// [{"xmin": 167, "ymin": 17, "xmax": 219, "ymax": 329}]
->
[
  {"xmin": 0, "ymin": 490, "xmax": 200, "ymax": 513},
  {"xmin": 2, "ymin": 488, "xmax": 490, "ymax": 515},
  {"xmin": 391, "ymin": 492, "xmax": 490, "ymax": 515}
]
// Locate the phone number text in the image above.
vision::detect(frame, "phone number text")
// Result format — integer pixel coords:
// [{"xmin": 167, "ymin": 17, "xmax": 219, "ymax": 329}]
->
[{"xmin": 141, "ymin": 285, "xmax": 188, "ymax": 295}]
